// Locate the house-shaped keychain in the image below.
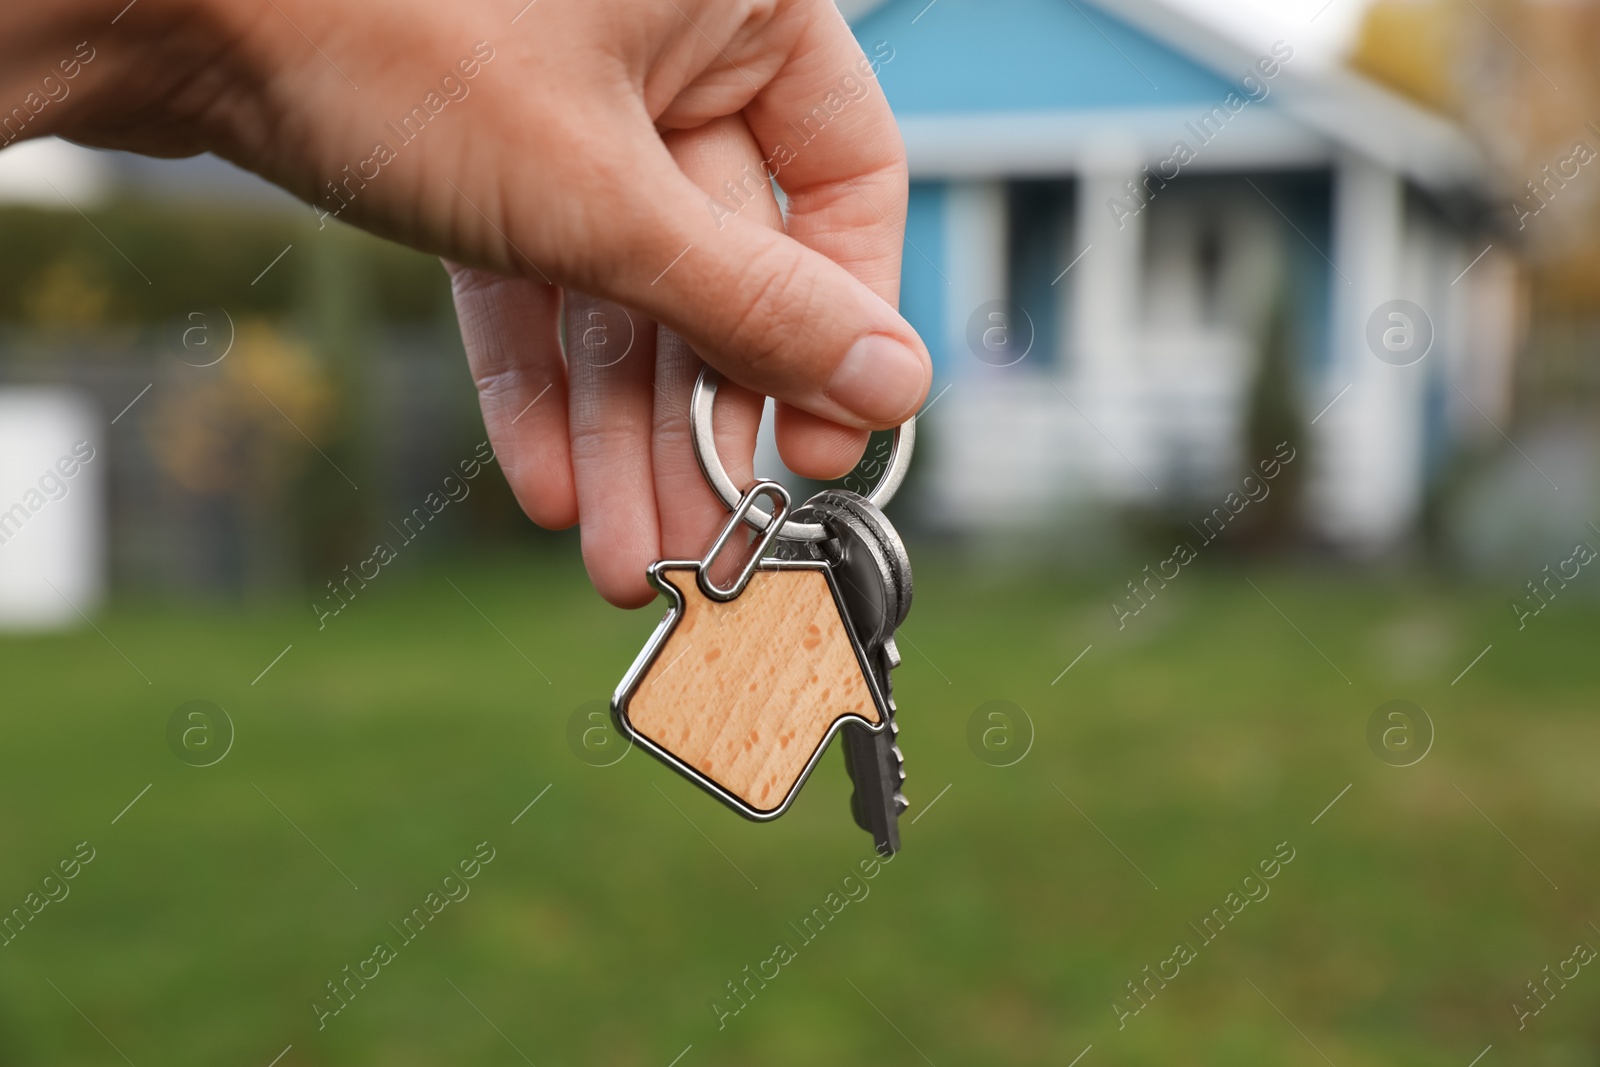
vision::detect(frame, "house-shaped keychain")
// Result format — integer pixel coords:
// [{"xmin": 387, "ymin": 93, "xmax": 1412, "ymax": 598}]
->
[{"xmin": 612, "ymin": 486, "xmax": 891, "ymax": 821}]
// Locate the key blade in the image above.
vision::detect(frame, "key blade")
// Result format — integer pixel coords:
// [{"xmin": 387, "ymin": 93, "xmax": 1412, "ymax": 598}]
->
[
  {"xmin": 842, "ymin": 722, "xmax": 901, "ymax": 855},
  {"xmin": 794, "ymin": 494, "xmax": 910, "ymax": 854}
]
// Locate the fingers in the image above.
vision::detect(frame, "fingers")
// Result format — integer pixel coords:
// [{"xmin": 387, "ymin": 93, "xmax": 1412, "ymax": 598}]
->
[
  {"xmin": 654, "ymin": 114, "xmax": 856, "ymax": 524},
  {"xmin": 742, "ymin": 6, "xmax": 907, "ymax": 307},
  {"xmin": 655, "ymin": 109, "xmax": 873, "ymax": 487},
  {"xmin": 447, "ymin": 265, "xmax": 576, "ymax": 530},
  {"xmin": 564, "ymin": 292, "xmax": 662, "ymax": 608},
  {"xmin": 654, "ymin": 116, "xmax": 770, "ymax": 562},
  {"xmin": 572, "ymin": 127, "xmax": 929, "ymax": 434},
  {"xmin": 449, "ymin": 1, "xmax": 925, "ymax": 610},
  {"xmin": 773, "ymin": 405, "xmax": 869, "ymax": 479},
  {"xmin": 652, "ymin": 328, "xmax": 763, "ymax": 565},
  {"xmin": 739, "ymin": 7, "xmax": 906, "ymax": 476}
]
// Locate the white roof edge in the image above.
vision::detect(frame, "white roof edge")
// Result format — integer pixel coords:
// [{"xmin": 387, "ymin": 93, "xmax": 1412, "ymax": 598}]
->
[
  {"xmin": 1109, "ymin": 0, "xmax": 1489, "ymax": 195},
  {"xmin": 835, "ymin": 0, "xmax": 888, "ymax": 21},
  {"xmin": 840, "ymin": 0, "xmax": 1493, "ymax": 198},
  {"xmin": 900, "ymin": 107, "xmax": 1335, "ymax": 177}
]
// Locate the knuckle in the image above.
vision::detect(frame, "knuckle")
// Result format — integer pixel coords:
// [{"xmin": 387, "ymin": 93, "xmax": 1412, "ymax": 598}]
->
[
  {"xmin": 568, "ymin": 420, "xmax": 652, "ymax": 469},
  {"xmin": 447, "ymin": 264, "xmax": 503, "ymax": 301},
  {"xmin": 470, "ymin": 363, "xmax": 523, "ymax": 401},
  {"xmin": 739, "ymin": 0, "xmax": 779, "ymax": 27},
  {"xmin": 723, "ymin": 247, "xmax": 817, "ymax": 378}
]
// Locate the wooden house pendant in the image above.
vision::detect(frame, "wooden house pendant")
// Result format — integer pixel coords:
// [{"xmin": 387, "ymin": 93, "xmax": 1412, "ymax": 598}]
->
[{"xmin": 611, "ymin": 484, "xmax": 890, "ymax": 820}]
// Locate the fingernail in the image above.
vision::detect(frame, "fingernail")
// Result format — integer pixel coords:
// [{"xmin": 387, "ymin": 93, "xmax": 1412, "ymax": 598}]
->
[{"xmin": 827, "ymin": 334, "xmax": 928, "ymax": 424}]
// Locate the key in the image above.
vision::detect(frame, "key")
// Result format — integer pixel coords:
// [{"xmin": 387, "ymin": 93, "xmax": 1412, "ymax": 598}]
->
[
  {"xmin": 803, "ymin": 491, "xmax": 910, "ymax": 855},
  {"xmin": 613, "ymin": 481, "xmax": 895, "ymax": 822},
  {"xmin": 614, "ymin": 366, "xmax": 918, "ymax": 848},
  {"xmin": 789, "ymin": 489, "xmax": 912, "ymax": 854}
]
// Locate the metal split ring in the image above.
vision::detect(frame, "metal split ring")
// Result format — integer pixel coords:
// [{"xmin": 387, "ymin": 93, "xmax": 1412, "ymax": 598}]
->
[{"xmin": 689, "ymin": 367, "xmax": 915, "ymax": 542}]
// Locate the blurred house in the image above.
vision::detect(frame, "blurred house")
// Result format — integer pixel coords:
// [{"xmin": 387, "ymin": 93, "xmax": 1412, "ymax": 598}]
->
[
  {"xmin": 0, "ymin": 142, "xmax": 479, "ymax": 599},
  {"xmin": 847, "ymin": 0, "xmax": 1520, "ymax": 551},
  {"xmin": 0, "ymin": 0, "xmax": 1528, "ymax": 584}
]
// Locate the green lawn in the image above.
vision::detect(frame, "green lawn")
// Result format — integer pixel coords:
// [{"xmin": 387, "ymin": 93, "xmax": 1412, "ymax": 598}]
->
[{"xmin": 1, "ymin": 552, "xmax": 1595, "ymax": 1066}]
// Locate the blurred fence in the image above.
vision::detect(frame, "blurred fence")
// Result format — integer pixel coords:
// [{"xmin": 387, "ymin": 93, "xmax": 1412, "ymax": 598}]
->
[{"xmin": 0, "ymin": 323, "xmax": 530, "ymax": 597}]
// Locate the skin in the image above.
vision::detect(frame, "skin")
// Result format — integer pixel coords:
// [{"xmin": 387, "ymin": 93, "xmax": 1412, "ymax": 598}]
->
[{"xmin": 4, "ymin": 0, "xmax": 929, "ymax": 605}]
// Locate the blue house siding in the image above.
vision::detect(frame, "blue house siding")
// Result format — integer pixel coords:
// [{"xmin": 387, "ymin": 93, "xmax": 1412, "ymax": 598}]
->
[
  {"xmin": 901, "ymin": 181, "xmax": 949, "ymax": 375},
  {"xmin": 852, "ymin": 0, "xmax": 1243, "ymax": 116}
]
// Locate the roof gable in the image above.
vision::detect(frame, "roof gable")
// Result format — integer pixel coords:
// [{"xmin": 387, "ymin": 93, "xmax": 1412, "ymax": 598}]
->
[
  {"xmin": 851, "ymin": 0, "xmax": 1244, "ymax": 115},
  {"xmin": 846, "ymin": 0, "xmax": 1489, "ymax": 194}
]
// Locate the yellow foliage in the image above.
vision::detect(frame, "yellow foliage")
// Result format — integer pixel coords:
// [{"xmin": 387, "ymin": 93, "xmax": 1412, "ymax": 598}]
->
[
  {"xmin": 146, "ymin": 321, "xmax": 337, "ymax": 497},
  {"xmin": 1349, "ymin": 0, "xmax": 1460, "ymax": 115},
  {"xmin": 21, "ymin": 258, "xmax": 112, "ymax": 331}
]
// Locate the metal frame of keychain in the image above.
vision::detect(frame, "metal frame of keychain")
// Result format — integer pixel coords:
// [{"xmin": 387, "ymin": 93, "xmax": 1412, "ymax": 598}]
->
[{"xmin": 611, "ymin": 367, "xmax": 916, "ymax": 853}]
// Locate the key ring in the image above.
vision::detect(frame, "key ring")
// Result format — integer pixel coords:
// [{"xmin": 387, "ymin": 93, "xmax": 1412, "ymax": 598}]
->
[{"xmin": 690, "ymin": 367, "xmax": 916, "ymax": 542}]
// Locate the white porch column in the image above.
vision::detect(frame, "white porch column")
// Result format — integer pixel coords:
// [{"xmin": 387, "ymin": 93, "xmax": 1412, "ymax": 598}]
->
[
  {"xmin": 943, "ymin": 180, "xmax": 1008, "ymax": 374},
  {"xmin": 1070, "ymin": 158, "xmax": 1153, "ymax": 500},
  {"xmin": 930, "ymin": 180, "xmax": 1023, "ymax": 529},
  {"xmin": 1453, "ymin": 245, "xmax": 1519, "ymax": 436},
  {"xmin": 1308, "ymin": 152, "xmax": 1426, "ymax": 551}
]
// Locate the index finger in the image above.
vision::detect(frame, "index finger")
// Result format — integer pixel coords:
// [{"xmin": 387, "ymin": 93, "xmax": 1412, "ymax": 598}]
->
[
  {"xmin": 741, "ymin": 7, "xmax": 907, "ymax": 306},
  {"xmin": 740, "ymin": 7, "xmax": 909, "ymax": 475}
]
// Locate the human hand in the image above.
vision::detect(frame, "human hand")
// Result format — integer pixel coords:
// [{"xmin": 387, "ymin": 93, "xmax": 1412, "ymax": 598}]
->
[
  {"xmin": 23, "ymin": 0, "xmax": 927, "ymax": 605},
  {"xmin": 454, "ymin": 114, "xmax": 806, "ymax": 606}
]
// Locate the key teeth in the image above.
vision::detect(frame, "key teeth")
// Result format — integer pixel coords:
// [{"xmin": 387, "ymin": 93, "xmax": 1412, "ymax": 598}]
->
[{"xmin": 808, "ymin": 493, "xmax": 911, "ymax": 848}]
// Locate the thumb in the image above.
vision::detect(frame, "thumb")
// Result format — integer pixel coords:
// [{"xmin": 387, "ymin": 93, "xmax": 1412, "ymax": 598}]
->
[{"xmin": 586, "ymin": 148, "xmax": 930, "ymax": 431}]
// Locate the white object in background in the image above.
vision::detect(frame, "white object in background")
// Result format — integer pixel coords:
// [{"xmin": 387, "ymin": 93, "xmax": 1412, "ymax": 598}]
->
[
  {"xmin": 0, "ymin": 389, "xmax": 105, "ymax": 629},
  {"xmin": 0, "ymin": 137, "xmax": 110, "ymax": 208},
  {"xmin": 1308, "ymin": 151, "xmax": 1419, "ymax": 553}
]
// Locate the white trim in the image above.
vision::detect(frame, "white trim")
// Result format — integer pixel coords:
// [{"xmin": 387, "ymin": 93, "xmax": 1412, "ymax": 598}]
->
[
  {"xmin": 845, "ymin": 0, "xmax": 1489, "ymax": 195},
  {"xmin": 835, "ymin": 0, "xmax": 887, "ymax": 19},
  {"xmin": 943, "ymin": 180, "xmax": 1008, "ymax": 371},
  {"xmin": 901, "ymin": 106, "xmax": 1330, "ymax": 178}
]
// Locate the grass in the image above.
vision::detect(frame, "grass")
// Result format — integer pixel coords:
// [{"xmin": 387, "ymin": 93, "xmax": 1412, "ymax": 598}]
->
[{"xmin": 0, "ymin": 550, "xmax": 1596, "ymax": 1066}]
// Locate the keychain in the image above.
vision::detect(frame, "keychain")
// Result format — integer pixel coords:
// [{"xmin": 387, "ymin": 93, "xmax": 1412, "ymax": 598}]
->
[{"xmin": 612, "ymin": 368, "xmax": 916, "ymax": 853}]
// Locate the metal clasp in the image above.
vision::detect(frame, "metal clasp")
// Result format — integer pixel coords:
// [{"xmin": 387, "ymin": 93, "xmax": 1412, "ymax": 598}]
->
[{"xmin": 697, "ymin": 480, "xmax": 791, "ymax": 601}]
